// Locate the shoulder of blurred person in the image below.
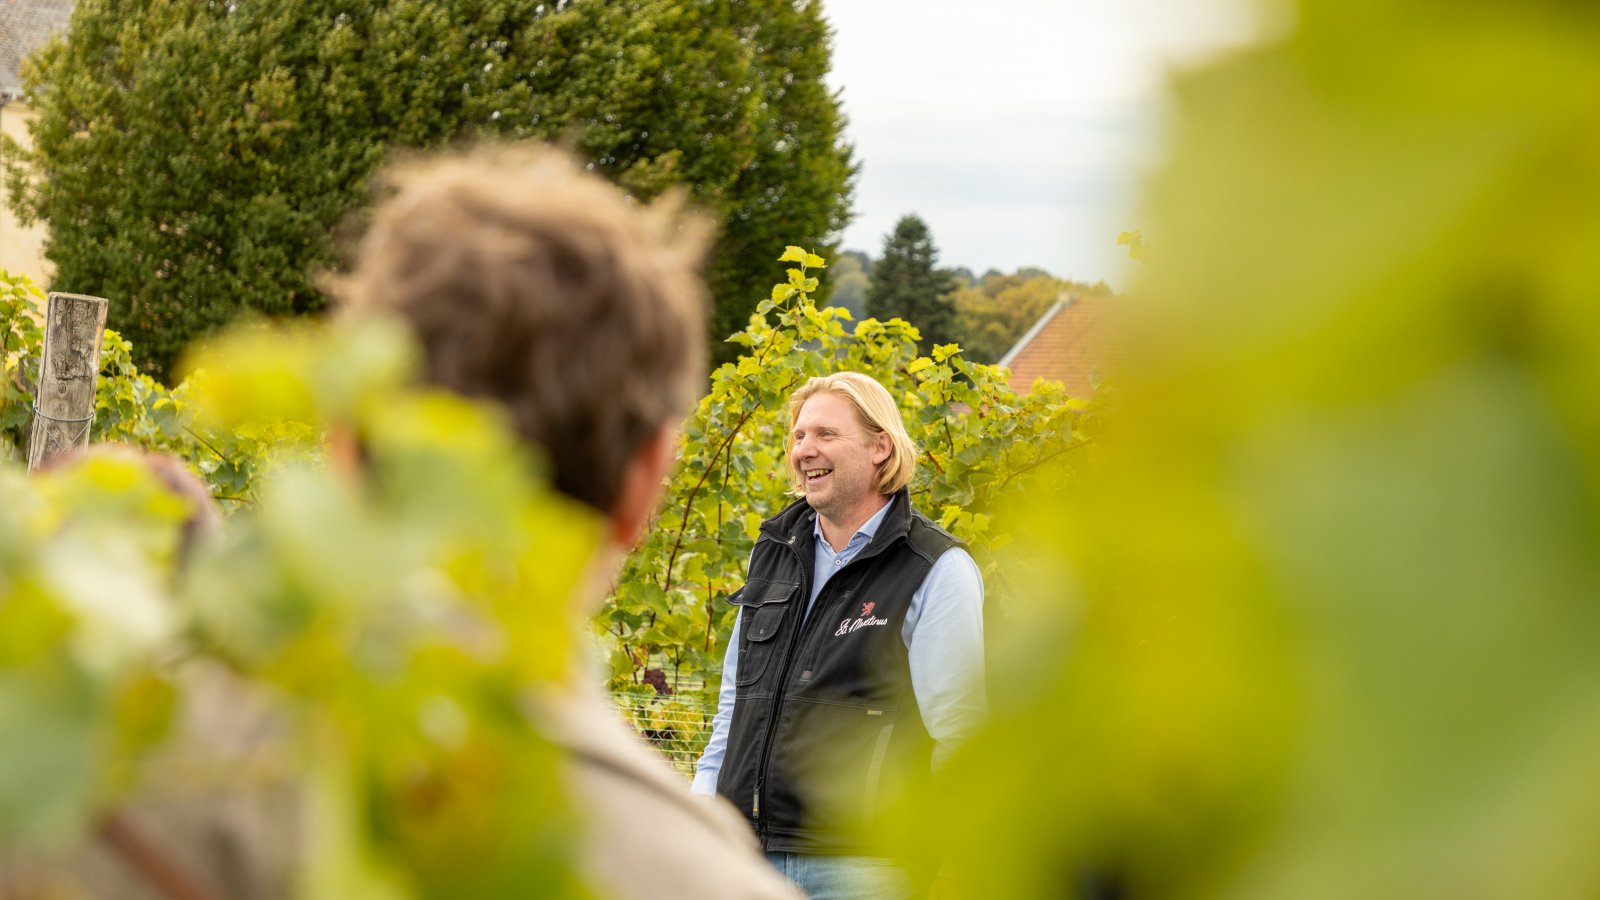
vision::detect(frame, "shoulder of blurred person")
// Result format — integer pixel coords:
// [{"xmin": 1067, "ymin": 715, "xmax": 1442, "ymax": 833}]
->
[
  {"xmin": 529, "ymin": 678, "xmax": 803, "ymax": 900},
  {"xmin": 116, "ymin": 659, "xmax": 299, "ymax": 900},
  {"xmin": 0, "ymin": 660, "xmax": 298, "ymax": 900}
]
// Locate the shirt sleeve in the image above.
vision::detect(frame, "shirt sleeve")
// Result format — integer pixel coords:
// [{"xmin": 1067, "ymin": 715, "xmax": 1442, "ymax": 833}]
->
[
  {"xmin": 902, "ymin": 546, "xmax": 986, "ymax": 771},
  {"xmin": 690, "ymin": 612, "xmax": 740, "ymax": 795}
]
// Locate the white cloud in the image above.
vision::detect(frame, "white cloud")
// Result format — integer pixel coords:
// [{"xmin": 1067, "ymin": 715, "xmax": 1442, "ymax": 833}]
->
[{"xmin": 823, "ymin": 0, "xmax": 1256, "ymax": 284}]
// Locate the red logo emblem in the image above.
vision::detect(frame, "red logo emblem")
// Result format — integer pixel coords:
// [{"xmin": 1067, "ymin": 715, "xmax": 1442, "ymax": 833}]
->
[{"xmin": 860, "ymin": 602, "xmax": 875, "ymax": 617}]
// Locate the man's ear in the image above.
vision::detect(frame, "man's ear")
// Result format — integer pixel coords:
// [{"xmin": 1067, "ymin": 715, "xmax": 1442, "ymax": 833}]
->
[
  {"xmin": 608, "ymin": 423, "xmax": 678, "ymax": 548},
  {"xmin": 869, "ymin": 430, "xmax": 893, "ymax": 468}
]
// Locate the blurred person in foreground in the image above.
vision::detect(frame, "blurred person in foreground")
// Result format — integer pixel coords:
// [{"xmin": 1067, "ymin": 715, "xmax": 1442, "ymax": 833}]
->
[
  {"xmin": 691, "ymin": 371, "xmax": 987, "ymax": 899},
  {"xmin": 338, "ymin": 145, "xmax": 799, "ymax": 899}
]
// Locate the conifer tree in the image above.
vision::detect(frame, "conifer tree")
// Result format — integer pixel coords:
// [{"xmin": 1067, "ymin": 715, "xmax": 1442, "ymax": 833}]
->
[{"xmin": 865, "ymin": 214, "xmax": 957, "ymax": 352}]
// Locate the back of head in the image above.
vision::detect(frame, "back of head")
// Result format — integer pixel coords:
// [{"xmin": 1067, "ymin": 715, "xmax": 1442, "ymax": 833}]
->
[
  {"xmin": 787, "ymin": 371, "xmax": 918, "ymax": 495},
  {"xmin": 339, "ymin": 144, "xmax": 710, "ymax": 513}
]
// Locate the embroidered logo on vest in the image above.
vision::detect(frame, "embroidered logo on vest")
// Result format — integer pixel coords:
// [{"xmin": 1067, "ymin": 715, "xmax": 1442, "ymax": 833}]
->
[{"xmin": 835, "ymin": 602, "xmax": 889, "ymax": 636}]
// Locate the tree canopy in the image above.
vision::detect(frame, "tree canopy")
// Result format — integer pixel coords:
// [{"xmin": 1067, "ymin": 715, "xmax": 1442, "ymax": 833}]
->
[{"xmin": 4, "ymin": 0, "xmax": 854, "ymax": 376}]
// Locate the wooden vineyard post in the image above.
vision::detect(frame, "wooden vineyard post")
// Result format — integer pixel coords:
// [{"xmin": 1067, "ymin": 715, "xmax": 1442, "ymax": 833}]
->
[{"xmin": 27, "ymin": 292, "xmax": 109, "ymax": 472}]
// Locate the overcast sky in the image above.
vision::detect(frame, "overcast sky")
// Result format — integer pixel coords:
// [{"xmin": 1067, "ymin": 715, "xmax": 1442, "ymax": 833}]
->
[{"xmin": 821, "ymin": 0, "xmax": 1257, "ymax": 287}]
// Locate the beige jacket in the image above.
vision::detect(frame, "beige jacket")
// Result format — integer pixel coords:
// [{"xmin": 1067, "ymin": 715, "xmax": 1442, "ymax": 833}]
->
[
  {"xmin": 0, "ymin": 668, "xmax": 798, "ymax": 900},
  {"xmin": 531, "ymin": 680, "xmax": 802, "ymax": 900}
]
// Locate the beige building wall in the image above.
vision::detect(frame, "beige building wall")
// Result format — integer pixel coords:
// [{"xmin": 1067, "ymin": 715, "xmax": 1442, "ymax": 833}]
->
[{"xmin": 0, "ymin": 100, "xmax": 52, "ymax": 287}]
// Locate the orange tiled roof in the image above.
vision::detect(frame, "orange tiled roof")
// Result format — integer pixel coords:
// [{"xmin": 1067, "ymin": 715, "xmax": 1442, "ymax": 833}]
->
[{"xmin": 997, "ymin": 294, "xmax": 1114, "ymax": 398}]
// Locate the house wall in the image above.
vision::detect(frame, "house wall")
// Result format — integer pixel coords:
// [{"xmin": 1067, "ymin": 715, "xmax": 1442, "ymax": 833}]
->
[{"xmin": 0, "ymin": 100, "xmax": 52, "ymax": 286}]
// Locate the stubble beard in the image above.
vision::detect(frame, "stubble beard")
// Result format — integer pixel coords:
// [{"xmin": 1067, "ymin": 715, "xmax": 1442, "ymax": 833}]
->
[
  {"xmin": 800, "ymin": 467, "xmax": 868, "ymax": 528},
  {"xmin": 803, "ymin": 487, "xmax": 839, "ymax": 522},
  {"xmin": 798, "ymin": 465, "xmax": 838, "ymax": 521}
]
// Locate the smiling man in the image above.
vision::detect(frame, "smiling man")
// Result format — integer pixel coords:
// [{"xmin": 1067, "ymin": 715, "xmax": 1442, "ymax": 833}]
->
[{"xmin": 691, "ymin": 371, "xmax": 987, "ymax": 899}]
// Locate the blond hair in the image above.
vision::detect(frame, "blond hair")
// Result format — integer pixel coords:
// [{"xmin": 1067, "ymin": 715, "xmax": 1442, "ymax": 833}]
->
[
  {"xmin": 786, "ymin": 372, "xmax": 917, "ymax": 495},
  {"xmin": 337, "ymin": 144, "xmax": 711, "ymax": 513}
]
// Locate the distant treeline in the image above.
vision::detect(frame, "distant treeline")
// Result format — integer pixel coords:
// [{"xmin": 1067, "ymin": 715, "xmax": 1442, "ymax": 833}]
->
[{"xmin": 826, "ymin": 215, "xmax": 1114, "ymax": 364}]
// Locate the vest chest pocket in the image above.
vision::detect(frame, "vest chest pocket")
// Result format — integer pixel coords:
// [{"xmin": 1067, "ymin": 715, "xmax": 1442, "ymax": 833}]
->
[{"xmin": 731, "ymin": 578, "xmax": 798, "ymax": 687}]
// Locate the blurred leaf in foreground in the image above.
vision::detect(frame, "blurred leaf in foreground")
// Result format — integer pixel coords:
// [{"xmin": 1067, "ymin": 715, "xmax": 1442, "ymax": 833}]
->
[
  {"xmin": 0, "ymin": 455, "xmax": 188, "ymax": 845},
  {"xmin": 902, "ymin": 1, "xmax": 1600, "ymax": 897}
]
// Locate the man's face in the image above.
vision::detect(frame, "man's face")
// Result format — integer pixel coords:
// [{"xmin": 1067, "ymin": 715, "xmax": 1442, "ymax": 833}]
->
[{"xmin": 790, "ymin": 392, "xmax": 889, "ymax": 523}]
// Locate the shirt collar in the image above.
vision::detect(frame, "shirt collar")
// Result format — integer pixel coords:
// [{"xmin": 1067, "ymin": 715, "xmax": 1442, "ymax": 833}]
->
[{"xmin": 811, "ymin": 493, "xmax": 896, "ymax": 549}]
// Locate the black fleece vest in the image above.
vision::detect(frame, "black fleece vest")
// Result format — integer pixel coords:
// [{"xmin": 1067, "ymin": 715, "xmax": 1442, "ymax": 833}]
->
[{"xmin": 714, "ymin": 490, "xmax": 961, "ymax": 853}]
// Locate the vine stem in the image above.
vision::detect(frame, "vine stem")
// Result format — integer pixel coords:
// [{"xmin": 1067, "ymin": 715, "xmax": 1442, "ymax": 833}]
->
[
  {"xmin": 657, "ymin": 326, "xmax": 800, "ymax": 595},
  {"xmin": 656, "ymin": 275, "xmax": 816, "ymax": 666},
  {"xmin": 994, "ymin": 436, "xmax": 1094, "ymax": 492},
  {"xmin": 658, "ymin": 399, "xmax": 760, "ymax": 594},
  {"xmin": 98, "ymin": 812, "xmax": 225, "ymax": 900},
  {"xmin": 622, "ymin": 642, "xmax": 641, "ymax": 683},
  {"xmin": 703, "ymin": 575, "xmax": 717, "ymax": 652},
  {"xmin": 182, "ymin": 425, "xmax": 228, "ymax": 462}
]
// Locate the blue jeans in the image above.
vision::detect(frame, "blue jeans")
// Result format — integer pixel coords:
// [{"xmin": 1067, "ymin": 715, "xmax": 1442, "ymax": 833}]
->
[{"xmin": 764, "ymin": 852, "xmax": 912, "ymax": 900}]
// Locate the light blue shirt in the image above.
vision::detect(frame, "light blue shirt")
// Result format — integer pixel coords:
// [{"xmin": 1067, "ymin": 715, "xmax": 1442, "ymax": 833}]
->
[{"xmin": 690, "ymin": 497, "xmax": 986, "ymax": 795}]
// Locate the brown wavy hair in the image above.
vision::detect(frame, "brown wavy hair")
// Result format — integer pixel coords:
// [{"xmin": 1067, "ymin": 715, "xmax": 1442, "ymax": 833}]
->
[{"xmin": 337, "ymin": 144, "xmax": 711, "ymax": 512}]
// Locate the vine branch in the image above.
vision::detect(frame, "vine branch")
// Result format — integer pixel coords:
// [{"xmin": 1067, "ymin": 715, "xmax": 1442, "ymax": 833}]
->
[
  {"xmin": 98, "ymin": 811, "xmax": 227, "ymax": 900},
  {"xmin": 994, "ymin": 437, "xmax": 1094, "ymax": 493},
  {"xmin": 182, "ymin": 425, "xmax": 228, "ymax": 463}
]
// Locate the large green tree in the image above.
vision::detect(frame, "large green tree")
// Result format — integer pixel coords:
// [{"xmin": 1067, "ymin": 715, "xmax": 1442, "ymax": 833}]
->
[
  {"xmin": 864, "ymin": 214, "xmax": 957, "ymax": 352},
  {"xmin": 3, "ymin": 0, "xmax": 853, "ymax": 377}
]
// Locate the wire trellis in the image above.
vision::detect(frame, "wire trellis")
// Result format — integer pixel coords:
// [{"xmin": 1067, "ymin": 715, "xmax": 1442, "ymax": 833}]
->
[
  {"xmin": 611, "ymin": 690, "xmax": 716, "ymax": 778},
  {"xmin": 31, "ymin": 402, "xmax": 96, "ymax": 446}
]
